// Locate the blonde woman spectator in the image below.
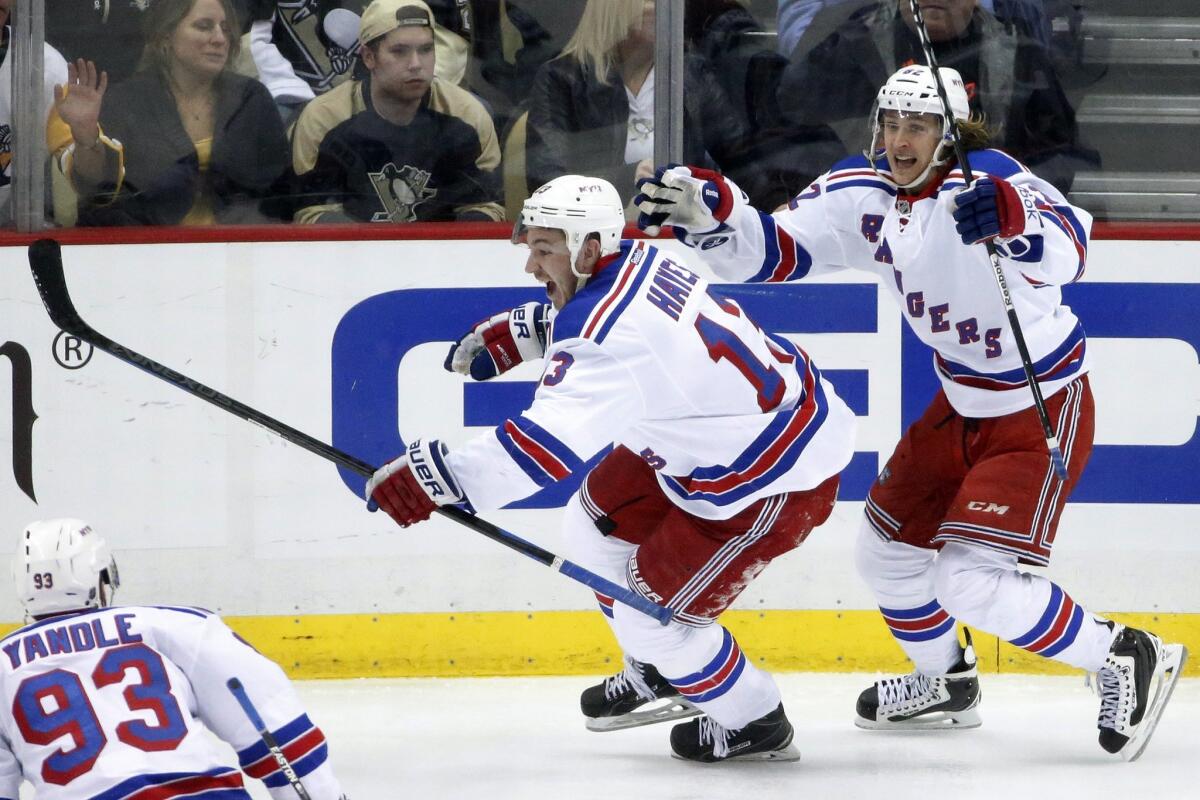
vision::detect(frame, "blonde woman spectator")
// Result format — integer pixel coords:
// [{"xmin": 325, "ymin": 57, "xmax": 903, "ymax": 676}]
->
[
  {"xmin": 56, "ymin": 0, "xmax": 289, "ymax": 226},
  {"xmin": 525, "ymin": 0, "xmax": 753, "ymax": 212}
]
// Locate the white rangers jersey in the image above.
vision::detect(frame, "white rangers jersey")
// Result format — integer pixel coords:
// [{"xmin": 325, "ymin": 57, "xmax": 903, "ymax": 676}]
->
[
  {"xmin": 682, "ymin": 150, "xmax": 1092, "ymax": 418},
  {"xmin": 447, "ymin": 241, "xmax": 857, "ymax": 519},
  {"xmin": 0, "ymin": 606, "xmax": 344, "ymax": 800}
]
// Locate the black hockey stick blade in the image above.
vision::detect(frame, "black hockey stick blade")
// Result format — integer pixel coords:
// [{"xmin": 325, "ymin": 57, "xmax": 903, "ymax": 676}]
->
[
  {"xmin": 29, "ymin": 239, "xmax": 89, "ymax": 337},
  {"xmin": 26, "ymin": 240, "xmax": 673, "ymax": 625}
]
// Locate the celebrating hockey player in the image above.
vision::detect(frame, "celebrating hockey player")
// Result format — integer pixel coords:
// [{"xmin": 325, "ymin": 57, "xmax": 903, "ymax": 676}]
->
[
  {"xmin": 0, "ymin": 519, "xmax": 349, "ymax": 798},
  {"xmin": 366, "ymin": 174, "xmax": 858, "ymax": 762},
  {"xmin": 629, "ymin": 64, "xmax": 1188, "ymax": 760}
]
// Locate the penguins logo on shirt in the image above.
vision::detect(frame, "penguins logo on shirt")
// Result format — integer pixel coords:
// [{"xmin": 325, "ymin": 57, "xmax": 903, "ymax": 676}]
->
[
  {"xmin": 368, "ymin": 162, "xmax": 436, "ymax": 222},
  {"xmin": 275, "ymin": 0, "xmax": 370, "ymax": 93}
]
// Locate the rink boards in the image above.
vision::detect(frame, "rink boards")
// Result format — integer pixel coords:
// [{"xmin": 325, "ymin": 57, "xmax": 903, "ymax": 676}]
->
[{"xmin": 0, "ymin": 234, "xmax": 1197, "ymax": 677}]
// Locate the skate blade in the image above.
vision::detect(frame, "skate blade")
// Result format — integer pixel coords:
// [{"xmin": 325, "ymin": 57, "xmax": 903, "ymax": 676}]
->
[
  {"xmin": 669, "ymin": 741, "xmax": 802, "ymax": 764},
  {"xmin": 854, "ymin": 707, "xmax": 982, "ymax": 731},
  {"xmin": 585, "ymin": 698, "xmax": 700, "ymax": 732},
  {"xmin": 730, "ymin": 741, "xmax": 802, "ymax": 763},
  {"xmin": 1120, "ymin": 643, "xmax": 1188, "ymax": 762}
]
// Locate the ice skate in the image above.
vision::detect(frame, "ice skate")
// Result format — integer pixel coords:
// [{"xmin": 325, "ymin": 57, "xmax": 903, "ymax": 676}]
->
[
  {"xmin": 580, "ymin": 658, "xmax": 699, "ymax": 732},
  {"xmin": 856, "ymin": 629, "xmax": 982, "ymax": 730},
  {"xmin": 670, "ymin": 703, "xmax": 800, "ymax": 763},
  {"xmin": 1094, "ymin": 623, "xmax": 1188, "ymax": 761}
]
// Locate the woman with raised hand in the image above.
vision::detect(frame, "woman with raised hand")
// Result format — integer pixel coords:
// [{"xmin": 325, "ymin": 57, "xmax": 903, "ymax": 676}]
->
[{"xmin": 56, "ymin": 0, "xmax": 289, "ymax": 226}]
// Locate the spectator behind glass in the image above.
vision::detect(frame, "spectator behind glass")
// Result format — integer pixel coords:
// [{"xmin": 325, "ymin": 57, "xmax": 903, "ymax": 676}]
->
[
  {"xmin": 241, "ymin": 0, "xmax": 473, "ymax": 127},
  {"xmin": 0, "ymin": 0, "xmax": 71, "ymax": 226},
  {"xmin": 468, "ymin": 0, "xmax": 561, "ymax": 133},
  {"xmin": 47, "ymin": 0, "xmax": 154, "ymax": 85},
  {"xmin": 777, "ymin": 0, "xmax": 1095, "ymax": 194},
  {"xmin": 686, "ymin": 0, "xmax": 844, "ymax": 209},
  {"xmin": 776, "ymin": 0, "xmax": 1052, "ymax": 59},
  {"xmin": 55, "ymin": 0, "xmax": 289, "ymax": 226},
  {"xmin": 290, "ymin": 0, "xmax": 503, "ymax": 222},
  {"xmin": 525, "ymin": 0, "xmax": 754, "ymax": 215}
]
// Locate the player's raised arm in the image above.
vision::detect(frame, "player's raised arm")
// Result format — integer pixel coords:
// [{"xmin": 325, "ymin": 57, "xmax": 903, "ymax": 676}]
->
[{"xmin": 633, "ymin": 163, "xmax": 851, "ymax": 284}]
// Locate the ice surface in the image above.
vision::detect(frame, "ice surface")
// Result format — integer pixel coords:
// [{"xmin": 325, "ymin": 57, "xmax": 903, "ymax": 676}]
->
[{"xmin": 242, "ymin": 673, "xmax": 1199, "ymax": 799}]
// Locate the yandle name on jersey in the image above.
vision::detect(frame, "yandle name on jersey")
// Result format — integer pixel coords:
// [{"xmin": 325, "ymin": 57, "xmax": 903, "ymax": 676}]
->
[{"xmin": 3, "ymin": 613, "xmax": 142, "ymax": 669}]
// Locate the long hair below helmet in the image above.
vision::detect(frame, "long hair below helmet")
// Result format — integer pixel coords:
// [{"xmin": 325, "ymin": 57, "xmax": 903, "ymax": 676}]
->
[{"xmin": 15, "ymin": 518, "xmax": 120, "ymax": 619}]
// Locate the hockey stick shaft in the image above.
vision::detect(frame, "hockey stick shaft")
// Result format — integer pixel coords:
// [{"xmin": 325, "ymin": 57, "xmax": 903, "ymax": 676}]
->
[
  {"xmin": 226, "ymin": 678, "xmax": 313, "ymax": 800},
  {"xmin": 27, "ymin": 239, "xmax": 671, "ymax": 626},
  {"xmin": 907, "ymin": 0, "xmax": 1068, "ymax": 482}
]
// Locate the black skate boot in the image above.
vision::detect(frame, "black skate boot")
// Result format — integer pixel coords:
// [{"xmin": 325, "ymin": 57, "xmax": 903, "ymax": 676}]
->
[
  {"xmin": 855, "ymin": 629, "xmax": 981, "ymax": 730},
  {"xmin": 580, "ymin": 658, "xmax": 699, "ymax": 732},
  {"xmin": 670, "ymin": 703, "xmax": 800, "ymax": 763},
  {"xmin": 1095, "ymin": 622, "xmax": 1188, "ymax": 761}
]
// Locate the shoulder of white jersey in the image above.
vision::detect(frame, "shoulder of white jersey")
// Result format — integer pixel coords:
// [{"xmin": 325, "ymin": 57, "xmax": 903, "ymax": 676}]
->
[
  {"xmin": 944, "ymin": 148, "xmax": 1029, "ymax": 191},
  {"xmin": 802, "ymin": 152, "xmax": 898, "ymax": 202},
  {"xmin": 144, "ymin": 604, "xmax": 218, "ymax": 619},
  {"xmin": 550, "ymin": 240, "xmax": 661, "ymax": 345}
]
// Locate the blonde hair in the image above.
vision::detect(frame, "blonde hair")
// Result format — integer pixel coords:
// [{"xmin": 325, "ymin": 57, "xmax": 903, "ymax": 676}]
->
[
  {"xmin": 560, "ymin": 0, "xmax": 648, "ymax": 82},
  {"xmin": 956, "ymin": 116, "xmax": 993, "ymax": 152}
]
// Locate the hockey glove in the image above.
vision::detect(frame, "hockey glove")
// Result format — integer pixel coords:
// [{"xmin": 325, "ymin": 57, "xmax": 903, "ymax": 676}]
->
[
  {"xmin": 444, "ymin": 302, "xmax": 551, "ymax": 381},
  {"xmin": 366, "ymin": 439, "xmax": 465, "ymax": 528},
  {"xmin": 952, "ymin": 176, "xmax": 1041, "ymax": 245},
  {"xmin": 633, "ymin": 164, "xmax": 740, "ymax": 236}
]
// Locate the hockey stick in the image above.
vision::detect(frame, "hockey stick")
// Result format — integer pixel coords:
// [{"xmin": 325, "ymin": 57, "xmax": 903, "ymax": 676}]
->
[
  {"xmin": 906, "ymin": 0, "xmax": 1069, "ymax": 482},
  {"xmin": 27, "ymin": 239, "xmax": 672, "ymax": 626},
  {"xmin": 226, "ymin": 678, "xmax": 313, "ymax": 800}
]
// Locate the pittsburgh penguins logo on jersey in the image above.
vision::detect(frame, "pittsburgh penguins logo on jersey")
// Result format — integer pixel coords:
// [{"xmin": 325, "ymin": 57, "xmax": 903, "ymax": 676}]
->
[
  {"xmin": 274, "ymin": 0, "xmax": 370, "ymax": 94},
  {"xmin": 368, "ymin": 162, "xmax": 436, "ymax": 222}
]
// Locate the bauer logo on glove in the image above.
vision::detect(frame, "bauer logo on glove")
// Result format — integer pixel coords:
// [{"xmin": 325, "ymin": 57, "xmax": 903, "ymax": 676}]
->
[
  {"xmin": 365, "ymin": 439, "xmax": 466, "ymax": 527},
  {"xmin": 444, "ymin": 302, "xmax": 552, "ymax": 381}
]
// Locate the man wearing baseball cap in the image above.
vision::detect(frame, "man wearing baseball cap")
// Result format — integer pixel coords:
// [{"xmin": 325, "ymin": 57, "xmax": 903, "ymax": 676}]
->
[{"xmin": 291, "ymin": 0, "xmax": 502, "ymax": 223}]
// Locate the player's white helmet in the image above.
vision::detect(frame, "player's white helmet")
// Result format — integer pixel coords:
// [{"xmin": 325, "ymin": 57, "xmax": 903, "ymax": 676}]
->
[
  {"xmin": 512, "ymin": 175, "xmax": 625, "ymax": 286},
  {"xmin": 15, "ymin": 519, "xmax": 120, "ymax": 619},
  {"xmin": 867, "ymin": 65, "xmax": 971, "ymax": 188}
]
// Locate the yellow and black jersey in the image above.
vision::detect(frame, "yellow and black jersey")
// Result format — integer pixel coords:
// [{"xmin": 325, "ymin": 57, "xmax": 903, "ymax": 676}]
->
[{"xmin": 291, "ymin": 75, "xmax": 503, "ymax": 222}]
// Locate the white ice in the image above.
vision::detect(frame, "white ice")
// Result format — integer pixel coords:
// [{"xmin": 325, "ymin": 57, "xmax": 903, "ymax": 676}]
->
[{"xmin": 243, "ymin": 674, "xmax": 1199, "ymax": 799}]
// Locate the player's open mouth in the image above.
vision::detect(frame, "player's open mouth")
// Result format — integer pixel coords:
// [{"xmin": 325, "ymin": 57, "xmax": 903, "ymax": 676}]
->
[{"xmin": 545, "ymin": 280, "xmax": 557, "ymax": 299}]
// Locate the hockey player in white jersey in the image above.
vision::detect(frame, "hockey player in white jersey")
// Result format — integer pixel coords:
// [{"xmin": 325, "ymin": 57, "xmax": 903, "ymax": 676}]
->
[
  {"xmin": 629, "ymin": 64, "xmax": 1187, "ymax": 760},
  {"xmin": 366, "ymin": 174, "xmax": 858, "ymax": 762},
  {"xmin": 0, "ymin": 519, "xmax": 348, "ymax": 799}
]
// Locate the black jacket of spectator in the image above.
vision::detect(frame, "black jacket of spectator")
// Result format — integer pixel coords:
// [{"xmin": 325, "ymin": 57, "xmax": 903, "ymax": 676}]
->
[
  {"xmin": 78, "ymin": 69, "xmax": 289, "ymax": 226},
  {"xmin": 526, "ymin": 52, "xmax": 761, "ymax": 205},
  {"xmin": 685, "ymin": 0, "xmax": 846, "ymax": 208},
  {"xmin": 778, "ymin": 2, "xmax": 1097, "ymax": 193}
]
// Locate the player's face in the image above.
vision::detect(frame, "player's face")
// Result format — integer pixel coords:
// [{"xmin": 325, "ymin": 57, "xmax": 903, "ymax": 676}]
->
[
  {"xmin": 170, "ymin": 0, "xmax": 231, "ymax": 80},
  {"xmin": 881, "ymin": 110, "xmax": 942, "ymax": 188},
  {"xmin": 363, "ymin": 27, "xmax": 435, "ymax": 104},
  {"xmin": 524, "ymin": 227, "xmax": 579, "ymax": 310}
]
